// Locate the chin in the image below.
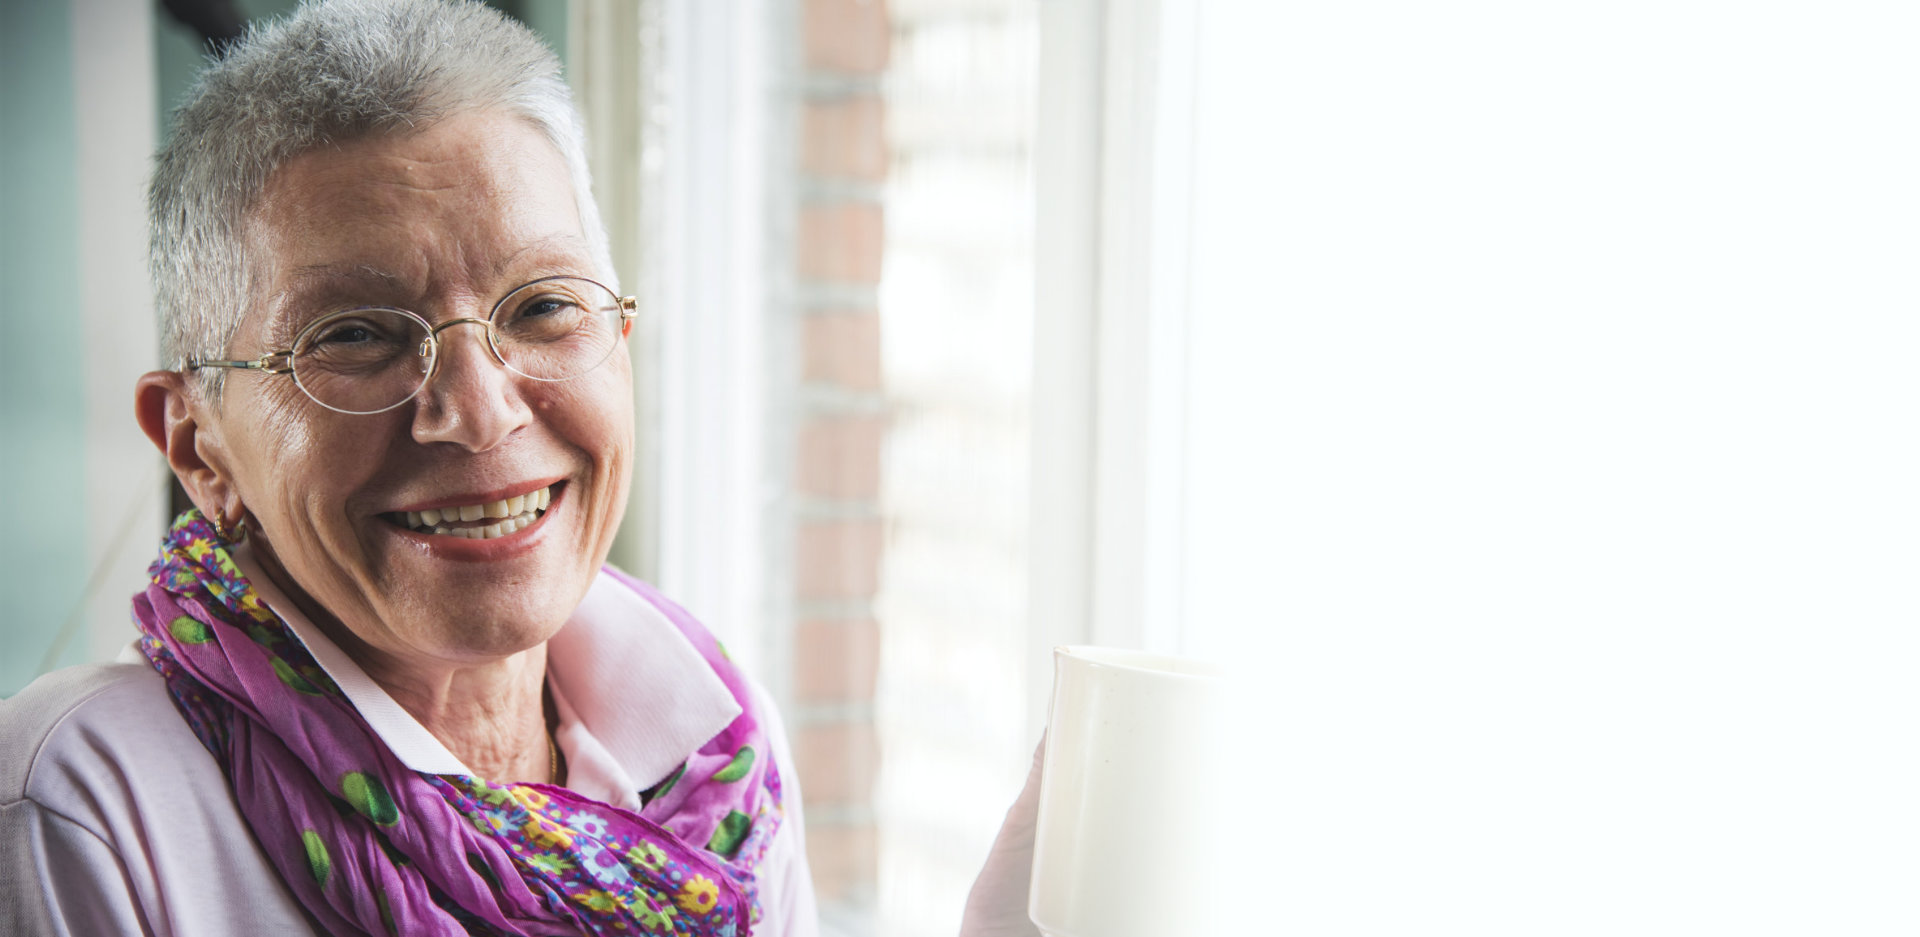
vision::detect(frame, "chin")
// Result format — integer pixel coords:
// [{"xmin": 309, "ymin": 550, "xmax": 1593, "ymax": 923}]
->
[
  {"xmin": 428, "ymin": 603, "xmax": 571, "ymax": 661},
  {"xmin": 371, "ymin": 573, "xmax": 572, "ymax": 652}
]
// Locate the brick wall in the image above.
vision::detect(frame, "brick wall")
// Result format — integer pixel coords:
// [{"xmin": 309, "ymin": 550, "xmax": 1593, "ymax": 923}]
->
[{"xmin": 789, "ymin": 0, "xmax": 891, "ymax": 914}]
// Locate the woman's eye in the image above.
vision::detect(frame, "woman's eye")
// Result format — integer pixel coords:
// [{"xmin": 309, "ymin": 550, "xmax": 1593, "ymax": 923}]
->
[
  {"xmin": 317, "ymin": 325, "xmax": 376, "ymax": 344},
  {"xmin": 304, "ymin": 315, "xmax": 405, "ymax": 350},
  {"xmin": 522, "ymin": 297, "xmax": 577, "ymax": 318}
]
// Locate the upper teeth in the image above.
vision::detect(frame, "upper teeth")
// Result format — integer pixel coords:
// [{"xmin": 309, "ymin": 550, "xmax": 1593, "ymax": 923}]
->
[{"xmin": 404, "ymin": 485, "xmax": 552, "ymax": 539}]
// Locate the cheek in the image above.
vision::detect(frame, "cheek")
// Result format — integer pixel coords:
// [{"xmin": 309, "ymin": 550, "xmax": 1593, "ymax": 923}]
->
[
  {"xmin": 537, "ymin": 368, "xmax": 634, "ymax": 463},
  {"xmin": 227, "ymin": 387, "xmax": 397, "ymax": 529},
  {"xmin": 534, "ymin": 373, "xmax": 633, "ymax": 539},
  {"xmin": 225, "ymin": 387, "xmax": 320, "ymax": 502}
]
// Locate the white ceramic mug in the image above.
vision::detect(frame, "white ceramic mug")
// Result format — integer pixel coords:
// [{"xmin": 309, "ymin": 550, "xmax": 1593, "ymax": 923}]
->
[{"xmin": 1029, "ymin": 645, "xmax": 1232, "ymax": 937}]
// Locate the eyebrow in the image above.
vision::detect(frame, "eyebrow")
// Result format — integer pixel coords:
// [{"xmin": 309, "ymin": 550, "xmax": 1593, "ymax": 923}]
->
[
  {"xmin": 491, "ymin": 234, "xmax": 594, "ymax": 278},
  {"xmin": 277, "ymin": 235, "xmax": 593, "ymax": 299},
  {"xmin": 290, "ymin": 263, "xmax": 400, "ymax": 285},
  {"xmin": 273, "ymin": 264, "xmax": 408, "ymax": 309}
]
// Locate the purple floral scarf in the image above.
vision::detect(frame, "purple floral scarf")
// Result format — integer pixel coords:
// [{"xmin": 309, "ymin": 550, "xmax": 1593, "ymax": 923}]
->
[{"xmin": 135, "ymin": 510, "xmax": 783, "ymax": 936}]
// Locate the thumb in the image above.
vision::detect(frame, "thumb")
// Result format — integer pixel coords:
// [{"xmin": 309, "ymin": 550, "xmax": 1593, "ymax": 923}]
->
[{"xmin": 959, "ymin": 735, "xmax": 1047, "ymax": 937}]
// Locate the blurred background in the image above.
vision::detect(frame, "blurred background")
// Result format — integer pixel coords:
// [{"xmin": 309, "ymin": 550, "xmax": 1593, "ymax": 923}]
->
[{"xmin": 9, "ymin": 0, "xmax": 1920, "ymax": 933}]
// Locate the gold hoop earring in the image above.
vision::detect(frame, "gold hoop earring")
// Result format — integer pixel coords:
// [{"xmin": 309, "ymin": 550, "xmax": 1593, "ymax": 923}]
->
[{"xmin": 212, "ymin": 510, "xmax": 248, "ymax": 543}]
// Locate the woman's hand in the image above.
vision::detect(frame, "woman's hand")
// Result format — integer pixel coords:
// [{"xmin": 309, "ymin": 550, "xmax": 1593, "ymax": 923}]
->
[{"xmin": 958, "ymin": 735, "xmax": 1046, "ymax": 937}]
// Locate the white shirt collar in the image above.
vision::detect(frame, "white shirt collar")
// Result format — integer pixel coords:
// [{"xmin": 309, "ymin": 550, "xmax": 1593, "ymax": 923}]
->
[{"xmin": 232, "ymin": 543, "xmax": 741, "ymax": 787}]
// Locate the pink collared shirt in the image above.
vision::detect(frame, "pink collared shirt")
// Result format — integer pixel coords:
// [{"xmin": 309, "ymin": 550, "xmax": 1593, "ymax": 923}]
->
[{"xmin": 0, "ymin": 560, "xmax": 819, "ymax": 936}]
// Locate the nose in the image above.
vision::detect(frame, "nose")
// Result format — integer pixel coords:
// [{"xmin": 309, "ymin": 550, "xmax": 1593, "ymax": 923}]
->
[{"xmin": 410, "ymin": 318, "xmax": 532, "ymax": 451}]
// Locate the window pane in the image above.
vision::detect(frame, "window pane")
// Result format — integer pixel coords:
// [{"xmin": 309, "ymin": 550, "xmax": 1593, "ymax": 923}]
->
[{"xmin": 873, "ymin": 3, "xmax": 1037, "ymax": 936}]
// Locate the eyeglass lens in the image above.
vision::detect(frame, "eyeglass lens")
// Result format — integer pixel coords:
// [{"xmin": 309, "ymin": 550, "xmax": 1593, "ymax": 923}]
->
[{"xmin": 289, "ymin": 277, "xmax": 625, "ymax": 414}]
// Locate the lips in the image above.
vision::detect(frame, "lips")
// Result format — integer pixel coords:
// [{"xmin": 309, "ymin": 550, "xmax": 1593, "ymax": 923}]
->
[{"xmin": 386, "ymin": 483, "xmax": 556, "ymax": 539}]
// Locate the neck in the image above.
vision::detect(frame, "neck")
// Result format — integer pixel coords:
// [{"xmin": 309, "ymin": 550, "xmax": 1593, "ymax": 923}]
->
[{"xmin": 372, "ymin": 646, "xmax": 556, "ymax": 784}]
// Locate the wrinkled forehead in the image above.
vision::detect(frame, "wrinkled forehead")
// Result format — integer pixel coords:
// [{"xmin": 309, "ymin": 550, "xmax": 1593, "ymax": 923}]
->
[{"xmin": 236, "ymin": 112, "xmax": 592, "ymax": 342}]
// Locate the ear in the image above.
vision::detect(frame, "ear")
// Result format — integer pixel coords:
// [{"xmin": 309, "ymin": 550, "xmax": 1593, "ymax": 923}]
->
[{"xmin": 136, "ymin": 371, "xmax": 245, "ymax": 525}]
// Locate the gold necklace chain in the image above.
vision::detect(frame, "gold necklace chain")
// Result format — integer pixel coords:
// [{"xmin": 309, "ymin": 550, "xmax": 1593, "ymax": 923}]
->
[{"xmin": 547, "ymin": 731, "xmax": 561, "ymax": 785}]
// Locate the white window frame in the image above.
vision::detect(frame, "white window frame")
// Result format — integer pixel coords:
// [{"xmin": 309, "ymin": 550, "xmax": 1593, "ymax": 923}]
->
[{"xmin": 1028, "ymin": 0, "xmax": 1204, "ymax": 730}]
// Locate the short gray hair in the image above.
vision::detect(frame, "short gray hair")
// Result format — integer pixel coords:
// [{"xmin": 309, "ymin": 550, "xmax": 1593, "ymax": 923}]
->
[{"xmin": 150, "ymin": 0, "xmax": 611, "ymax": 387}]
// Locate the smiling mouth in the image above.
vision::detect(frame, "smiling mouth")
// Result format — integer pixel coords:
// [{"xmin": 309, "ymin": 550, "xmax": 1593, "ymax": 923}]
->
[{"xmin": 387, "ymin": 484, "xmax": 557, "ymax": 540}]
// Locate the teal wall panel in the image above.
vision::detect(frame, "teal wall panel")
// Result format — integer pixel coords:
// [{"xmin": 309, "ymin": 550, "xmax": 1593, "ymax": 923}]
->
[{"xmin": 0, "ymin": 0, "xmax": 88, "ymax": 695}]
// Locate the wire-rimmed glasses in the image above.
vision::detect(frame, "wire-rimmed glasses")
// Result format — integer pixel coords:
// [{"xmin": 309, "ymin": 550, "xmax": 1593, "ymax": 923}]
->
[{"xmin": 189, "ymin": 276, "xmax": 637, "ymax": 415}]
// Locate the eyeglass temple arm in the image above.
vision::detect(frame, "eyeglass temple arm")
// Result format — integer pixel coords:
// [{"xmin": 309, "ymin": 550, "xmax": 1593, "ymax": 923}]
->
[{"xmin": 187, "ymin": 353, "xmax": 294, "ymax": 374}]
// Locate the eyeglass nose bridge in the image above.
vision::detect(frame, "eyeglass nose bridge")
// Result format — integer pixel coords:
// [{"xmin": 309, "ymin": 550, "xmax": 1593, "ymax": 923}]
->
[{"xmin": 417, "ymin": 316, "xmax": 508, "ymax": 375}]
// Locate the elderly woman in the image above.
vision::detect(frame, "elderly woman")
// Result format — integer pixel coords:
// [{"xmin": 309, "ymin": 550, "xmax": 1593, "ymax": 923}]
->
[{"xmin": 0, "ymin": 1, "xmax": 1038, "ymax": 935}]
